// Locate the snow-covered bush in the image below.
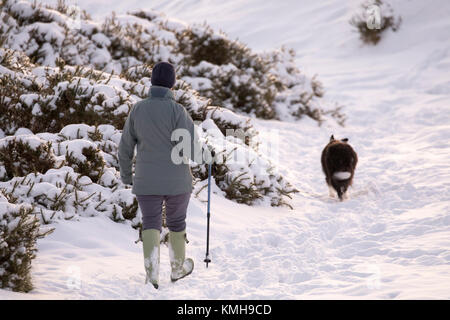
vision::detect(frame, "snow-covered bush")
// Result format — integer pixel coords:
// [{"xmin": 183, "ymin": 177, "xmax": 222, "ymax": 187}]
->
[
  {"xmin": 350, "ymin": 0, "xmax": 402, "ymax": 45},
  {"xmin": 191, "ymin": 119, "xmax": 297, "ymax": 208},
  {"xmin": 0, "ymin": 56, "xmax": 134, "ymax": 134},
  {"xmin": 0, "ymin": 0, "xmax": 344, "ymax": 123},
  {"xmin": 0, "ymin": 199, "xmax": 52, "ymax": 292},
  {"xmin": 0, "ymin": 135, "xmax": 57, "ymax": 181},
  {"xmin": 175, "ymin": 26, "xmax": 278, "ymax": 119},
  {"xmin": 0, "ymin": 1, "xmax": 302, "ymax": 225},
  {"xmin": 172, "ymin": 81, "xmax": 258, "ymax": 146},
  {"xmin": 56, "ymin": 124, "xmax": 122, "ymax": 172},
  {"xmin": 264, "ymin": 48, "xmax": 346, "ymax": 126},
  {"xmin": 0, "ymin": 166, "xmax": 140, "ymax": 227},
  {"xmin": 0, "ymin": 42, "xmax": 295, "ymax": 206},
  {"xmin": 63, "ymin": 143, "xmax": 106, "ymax": 184}
]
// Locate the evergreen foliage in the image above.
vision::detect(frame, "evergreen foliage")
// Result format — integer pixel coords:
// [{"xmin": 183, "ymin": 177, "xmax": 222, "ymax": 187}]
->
[{"xmin": 350, "ymin": 0, "xmax": 402, "ymax": 45}]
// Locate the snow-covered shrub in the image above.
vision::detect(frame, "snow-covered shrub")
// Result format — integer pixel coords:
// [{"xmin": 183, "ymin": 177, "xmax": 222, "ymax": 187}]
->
[
  {"xmin": 175, "ymin": 26, "xmax": 278, "ymax": 119},
  {"xmin": 132, "ymin": 10, "xmax": 343, "ymax": 122},
  {"xmin": 55, "ymin": 123, "xmax": 122, "ymax": 171},
  {"xmin": 64, "ymin": 144, "xmax": 105, "ymax": 184},
  {"xmin": 350, "ymin": 0, "xmax": 402, "ymax": 45},
  {"xmin": 173, "ymin": 81, "xmax": 259, "ymax": 146},
  {"xmin": 0, "ymin": 50, "xmax": 132, "ymax": 134},
  {"xmin": 0, "ymin": 166, "xmax": 141, "ymax": 227},
  {"xmin": 0, "ymin": 1, "xmax": 303, "ymax": 214},
  {"xmin": 1, "ymin": 0, "xmax": 344, "ymax": 123},
  {"xmin": 0, "ymin": 200, "xmax": 52, "ymax": 292},
  {"xmin": 0, "ymin": 135, "xmax": 57, "ymax": 181},
  {"xmin": 171, "ymin": 83, "xmax": 297, "ymax": 206},
  {"xmin": 100, "ymin": 12, "xmax": 162, "ymax": 68},
  {"xmin": 264, "ymin": 48, "xmax": 346, "ymax": 125},
  {"xmin": 1, "ymin": 44, "xmax": 286, "ymax": 205},
  {"xmin": 55, "ymin": 129, "xmax": 108, "ymax": 184},
  {"xmin": 0, "ymin": 16, "xmax": 297, "ymax": 211},
  {"xmin": 0, "ymin": 46, "xmax": 258, "ymax": 143},
  {"xmin": 110, "ymin": 192, "xmax": 139, "ymax": 223},
  {"xmin": 192, "ymin": 119, "xmax": 297, "ymax": 207}
]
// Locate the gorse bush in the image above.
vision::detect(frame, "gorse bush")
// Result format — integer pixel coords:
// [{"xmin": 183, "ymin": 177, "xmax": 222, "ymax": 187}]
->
[
  {"xmin": 350, "ymin": 0, "xmax": 402, "ymax": 45},
  {"xmin": 0, "ymin": 166, "xmax": 140, "ymax": 227},
  {"xmin": 0, "ymin": 53, "xmax": 133, "ymax": 135},
  {"xmin": 0, "ymin": 0, "xmax": 300, "ymax": 209},
  {"xmin": 177, "ymin": 25, "xmax": 241, "ymax": 66},
  {"xmin": 0, "ymin": 0, "xmax": 345, "ymax": 123},
  {"xmin": 0, "ymin": 136, "xmax": 56, "ymax": 181},
  {"xmin": 172, "ymin": 81, "xmax": 258, "ymax": 146},
  {"xmin": 64, "ymin": 145, "xmax": 106, "ymax": 184},
  {"xmin": 180, "ymin": 61, "xmax": 278, "ymax": 119},
  {"xmin": 175, "ymin": 26, "xmax": 279, "ymax": 119},
  {"xmin": 0, "ymin": 48, "xmax": 296, "ymax": 207},
  {"xmin": 0, "ymin": 201, "xmax": 52, "ymax": 292}
]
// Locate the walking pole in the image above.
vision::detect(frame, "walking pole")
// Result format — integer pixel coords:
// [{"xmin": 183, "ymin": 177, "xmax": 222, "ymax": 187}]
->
[{"xmin": 204, "ymin": 150, "xmax": 214, "ymax": 268}]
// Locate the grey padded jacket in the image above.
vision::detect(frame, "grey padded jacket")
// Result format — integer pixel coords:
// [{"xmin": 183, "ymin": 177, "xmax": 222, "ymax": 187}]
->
[{"xmin": 118, "ymin": 86, "xmax": 202, "ymax": 195}]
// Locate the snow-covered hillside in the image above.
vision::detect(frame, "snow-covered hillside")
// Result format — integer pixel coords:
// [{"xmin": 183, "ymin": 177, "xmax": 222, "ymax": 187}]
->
[{"xmin": 1, "ymin": 0, "xmax": 449, "ymax": 299}]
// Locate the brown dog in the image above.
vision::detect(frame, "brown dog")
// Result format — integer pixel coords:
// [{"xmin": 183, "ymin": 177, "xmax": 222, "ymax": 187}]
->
[{"xmin": 321, "ymin": 135, "xmax": 358, "ymax": 201}]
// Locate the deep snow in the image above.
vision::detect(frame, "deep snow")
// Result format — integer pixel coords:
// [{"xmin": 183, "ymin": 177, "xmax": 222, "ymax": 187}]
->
[{"xmin": 1, "ymin": 0, "xmax": 449, "ymax": 299}]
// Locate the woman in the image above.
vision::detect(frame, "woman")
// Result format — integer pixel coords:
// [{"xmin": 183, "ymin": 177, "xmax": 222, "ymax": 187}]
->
[{"xmin": 119, "ymin": 62, "xmax": 203, "ymax": 289}]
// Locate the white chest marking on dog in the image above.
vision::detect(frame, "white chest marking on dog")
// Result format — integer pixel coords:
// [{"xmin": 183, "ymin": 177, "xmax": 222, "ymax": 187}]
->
[{"xmin": 333, "ymin": 171, "xmax": 351, "ymax": 180}]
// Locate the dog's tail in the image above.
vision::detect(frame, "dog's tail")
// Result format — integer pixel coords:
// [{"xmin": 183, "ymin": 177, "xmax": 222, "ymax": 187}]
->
[{"xmin": 333, "ymin": 171, "xmax": 351, "ymax": 180}]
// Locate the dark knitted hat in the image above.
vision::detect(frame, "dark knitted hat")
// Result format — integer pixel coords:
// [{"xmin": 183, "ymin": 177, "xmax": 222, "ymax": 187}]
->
[{"xmin": 151, "ymin": 62, "xmax": 176, "ymax": 88}]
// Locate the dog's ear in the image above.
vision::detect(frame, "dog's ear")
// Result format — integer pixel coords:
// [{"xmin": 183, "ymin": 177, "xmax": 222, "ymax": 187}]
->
[
  {"xmin": 341, "ymin": 138, "xmax": 349, "ymax": 142},
  {"xmin": 330, "ymin": 135, "xmax": 335, "ymax": 142}
]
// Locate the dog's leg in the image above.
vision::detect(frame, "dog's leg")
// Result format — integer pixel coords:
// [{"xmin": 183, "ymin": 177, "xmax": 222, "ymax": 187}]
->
[{"xmin": 328, "ymin": 185, "xmax": 336, "ymax": 198}]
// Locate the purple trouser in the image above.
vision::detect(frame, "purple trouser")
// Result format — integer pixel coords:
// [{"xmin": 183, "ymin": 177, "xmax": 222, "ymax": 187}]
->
[{"xmin": 136, "ymin": 192, "xmax": 191, "ymax": 232}]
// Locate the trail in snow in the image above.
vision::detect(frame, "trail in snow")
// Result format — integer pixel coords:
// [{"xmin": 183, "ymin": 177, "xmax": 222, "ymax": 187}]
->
[{"xmin": 2, "ymin": 0, "xmax": 449, "ymax": 299}]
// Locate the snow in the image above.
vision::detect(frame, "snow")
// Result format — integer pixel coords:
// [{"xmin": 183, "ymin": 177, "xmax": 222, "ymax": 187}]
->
[
  {"xmin": 19, "ymin": 94, "xmax": 38, "ymax": 107},
  {"xmin": 181, "ymin": 76, "xmax": 213, "ymax": 91},
  {"xmin": 0, "ymin": 134, "xmax": 47, "ymax": 150},
  {"xmin": 57, "ymin": 139, "xmax": 98, "ymax": 162},
  {"xmin": 90, "ymin": 33, "xmax": 111, "ymax": 47},
  {"xmin": 1, "ymin": 0, "xmax": 449, "ymax": 299},
  {"xmin": 59, "ymin": 124, "xmax": 94, "ymax": 140},
  {"xmin": 14, "ymin": 127, "xmax": 33, "ymax": 136}
]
